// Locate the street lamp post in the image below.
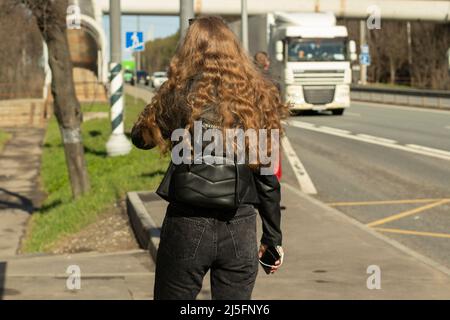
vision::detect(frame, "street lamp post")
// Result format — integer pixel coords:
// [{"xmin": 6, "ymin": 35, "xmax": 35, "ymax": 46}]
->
[
  {"xmin": 359, "ymin": 20, "xmax": 367, "ymax": 85},
  {"xmin": 180, "ymin": 0, "xmax": 194, "ymax": 39},
  {"xmin": 241, "ymin": 0, "xmax": 248, "ymax": 51},
  {"xmin": 106, "ymin": 0, "xmax": 132, "ymax": 156}
]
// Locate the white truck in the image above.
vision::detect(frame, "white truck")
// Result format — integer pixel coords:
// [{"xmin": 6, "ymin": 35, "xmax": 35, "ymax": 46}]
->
[{"xmin": 229, "ymin": 12, "xmax": 356, "ymax": 115}]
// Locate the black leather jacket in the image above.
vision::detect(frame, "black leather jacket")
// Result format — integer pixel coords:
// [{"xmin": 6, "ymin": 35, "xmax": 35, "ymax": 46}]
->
[{"xmin": 131, "ymin": 116, "xmax": 282, "ymax": 247}]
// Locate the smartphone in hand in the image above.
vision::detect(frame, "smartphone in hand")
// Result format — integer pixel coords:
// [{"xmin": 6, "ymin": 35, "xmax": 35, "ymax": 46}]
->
[{"xmin": 258, "ymin": 246, "xmax": 281, "ymax": 274}]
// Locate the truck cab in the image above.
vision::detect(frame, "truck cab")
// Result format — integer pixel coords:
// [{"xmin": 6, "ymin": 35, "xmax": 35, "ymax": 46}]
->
[
  {"xmin": 268, "ymin": 12, "xmax": 356, "ymax": 115},
  {"xmin": 229, "ymin": 12, "xmax": 357, "ymax": 115}
]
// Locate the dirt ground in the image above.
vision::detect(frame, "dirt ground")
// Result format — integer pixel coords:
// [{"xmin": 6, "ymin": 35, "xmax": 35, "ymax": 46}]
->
[{"xmin": 51, "ymin": 200, "xmax": 140, "ymax": 254}]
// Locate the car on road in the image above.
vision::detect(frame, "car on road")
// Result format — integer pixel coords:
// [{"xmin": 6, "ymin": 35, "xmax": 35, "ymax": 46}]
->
[
  {"xmin": 136, "ymin": 70, "xmax": 150, "ymax": 86},
  {"xmin": 124, "ymin": 69, "xmax": 135, "ymax": 86},
  {"xmin": 151, "ymin": 71, "xmax": 168, "ymax": 89}
]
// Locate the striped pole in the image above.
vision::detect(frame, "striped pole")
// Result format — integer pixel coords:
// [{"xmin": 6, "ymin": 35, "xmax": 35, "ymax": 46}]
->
[
  {"xmin": 110, "ymin": 62, "xmax": 124, "ymax": 134},
  {"xmin": 106, "ymin": 62, "xmax": 132, "ymax": 156}
]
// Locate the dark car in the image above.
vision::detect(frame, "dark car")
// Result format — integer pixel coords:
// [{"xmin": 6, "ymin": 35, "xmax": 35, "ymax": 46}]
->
[{"xmin": 136, "ymin": 70, "xmax": 150, "ymax": 86}]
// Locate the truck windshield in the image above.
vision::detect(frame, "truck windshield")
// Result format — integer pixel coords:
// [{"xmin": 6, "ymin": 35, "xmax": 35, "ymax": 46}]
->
[{"xmin": 287, "ymin": 38, "xmax": 348, "ymax": 62}]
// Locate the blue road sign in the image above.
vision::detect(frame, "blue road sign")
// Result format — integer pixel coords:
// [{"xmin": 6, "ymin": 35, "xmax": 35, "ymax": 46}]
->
[
  {"xmin": 125, "ymin": 31, "xmax": 144, "ymax": 52},
  {"xmin": 359, "ymin": 53, "xmax": 371, "ymax": 66}
]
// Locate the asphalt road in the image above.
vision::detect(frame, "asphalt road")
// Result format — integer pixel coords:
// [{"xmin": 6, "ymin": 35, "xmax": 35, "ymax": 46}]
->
[{"xmin": 282, "ymin": 101, "xmax": 450, "ymax": 269}]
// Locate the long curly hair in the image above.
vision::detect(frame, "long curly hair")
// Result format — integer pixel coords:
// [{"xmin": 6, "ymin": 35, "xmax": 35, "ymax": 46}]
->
[{"xmin": 142, "ymin": 16, "xmax": 289, "ymax": 162}]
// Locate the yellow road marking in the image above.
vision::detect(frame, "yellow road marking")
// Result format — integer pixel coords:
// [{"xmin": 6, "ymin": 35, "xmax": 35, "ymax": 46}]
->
[
  {"xmin": 366, "ymin": 199, "xmax": 450, "ymax": 228},
  {"xmin": 374, "ymin": 227, "xmax": 450, "ymax": 239},
  {"xmin": 327, "ymin": 198, "xmax": 448, "ymax": 207}
]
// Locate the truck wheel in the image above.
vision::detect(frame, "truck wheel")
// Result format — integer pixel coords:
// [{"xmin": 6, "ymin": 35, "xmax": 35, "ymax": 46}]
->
[{"xmin": 332, "ymin": 109, "xmax": 344, "ymax": 116}]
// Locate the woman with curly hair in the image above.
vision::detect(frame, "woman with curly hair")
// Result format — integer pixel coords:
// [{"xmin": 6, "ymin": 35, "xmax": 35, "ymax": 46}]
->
[{"xmin": 131, "ymin": 16, "xmax": 289, "ymax": 300}]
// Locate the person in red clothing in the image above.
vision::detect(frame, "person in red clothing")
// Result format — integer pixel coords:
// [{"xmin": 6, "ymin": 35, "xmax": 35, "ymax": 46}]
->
[{"xmin": 254, "ymin": 51, "xmax": 283, "ymax": 181}]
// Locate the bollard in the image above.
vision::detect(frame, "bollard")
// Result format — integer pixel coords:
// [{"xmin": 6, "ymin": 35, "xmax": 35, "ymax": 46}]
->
[{"xmin": 106, "ymin": 62, "xmax": 132, "ymax": 156}]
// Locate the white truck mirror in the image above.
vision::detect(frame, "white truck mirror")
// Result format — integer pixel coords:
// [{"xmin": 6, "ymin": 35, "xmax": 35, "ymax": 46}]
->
[
  {"xmin": 275, "ymin": 40, "xmax": 284, "ymax": 62},
  {"xmin": 349, "ymin": 40, "xmax": 357, "ymax": 61}
]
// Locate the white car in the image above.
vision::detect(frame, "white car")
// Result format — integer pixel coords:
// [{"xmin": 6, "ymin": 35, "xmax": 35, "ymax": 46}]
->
[{"xmin": 151, "ymin": 71, "xmax": 168, "ymax": 89}]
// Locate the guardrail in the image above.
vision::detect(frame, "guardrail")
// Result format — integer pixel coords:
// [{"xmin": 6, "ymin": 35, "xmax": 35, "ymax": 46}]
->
[{"xmin": 350, "ymin": 85, "xmax": 450, "ymax": 110}]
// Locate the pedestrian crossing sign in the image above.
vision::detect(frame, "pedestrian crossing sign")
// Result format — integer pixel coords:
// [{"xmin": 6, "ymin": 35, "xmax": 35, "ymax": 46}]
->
[{"xmin": 125, "ymin": 31, "xmax": 144, "ymax": 52}]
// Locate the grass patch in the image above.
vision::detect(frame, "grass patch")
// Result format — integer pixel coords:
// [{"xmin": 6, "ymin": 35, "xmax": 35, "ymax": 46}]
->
[
  {"xmin": 21, "ymin": 95, "xmax": 168, "ymax": 253},
  {"xmin": 0, "ymin": 130, "xmax": 11, "ymax": 152}
]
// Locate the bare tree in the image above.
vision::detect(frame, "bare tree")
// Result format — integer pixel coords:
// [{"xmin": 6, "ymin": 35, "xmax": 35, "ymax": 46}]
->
[
  {"xmin": 411, "ymin": 22, "xmax": 450, "ymax": 90},
  {"xmin": 341, "ymin": 18, "xmax": 450, "ymax": 89},
  {"xmin": 379, "ymin": 21, "xmax": 408, "ymax": 84},
  {"xmin": 21, "ymin": 0, "xmax": 90, "ymax": 198},
  {"xmin": 367, "ymin": 26, "xmax": 388, "ymax": 83},
  {"xmin": 0, "ymin": 0, "xmax": 44, "ymax": 99}
]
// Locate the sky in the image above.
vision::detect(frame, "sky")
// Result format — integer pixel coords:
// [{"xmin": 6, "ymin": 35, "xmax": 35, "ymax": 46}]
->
[{"xmin": 102, "ymin": 15, "xmax": 180, "ymax": 61}]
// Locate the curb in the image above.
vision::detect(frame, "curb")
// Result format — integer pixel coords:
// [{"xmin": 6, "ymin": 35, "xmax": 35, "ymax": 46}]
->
[
  {"xmin": 126, "ymin": 191, "xmax": 161, "ymax": 261},
  {"xmin": 283, "ymin": 182, "xmax": 450, "ymax": 278}
]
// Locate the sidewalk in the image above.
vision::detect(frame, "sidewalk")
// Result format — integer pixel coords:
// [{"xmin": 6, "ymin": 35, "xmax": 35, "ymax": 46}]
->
[
  {"xmin": 124, "ymin": 84, "xmax": 153, "ymax": 102},
  {"xmin": 129, "ymin": 183, "xmax": 450, "ymax": 300},
  {"xmin": 0, "ymin": 250, "xmax": 154, "ymax": 299},
  {"xmin": 0, "ymin": 109, "xmax": 157, "ymax": 300},
  {"xmin": 0, "ymin": 128, "xmax": 46, "ymax": 258}
]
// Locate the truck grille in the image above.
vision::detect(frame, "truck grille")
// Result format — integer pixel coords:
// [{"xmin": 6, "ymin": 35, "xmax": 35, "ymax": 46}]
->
[
  {"xmin": 303, "ymin": 86, "xmax": 335, "ymax": 105},
  {"xmin": 293, "ymin": 69, "xmax": 345, "ymax": 85}
]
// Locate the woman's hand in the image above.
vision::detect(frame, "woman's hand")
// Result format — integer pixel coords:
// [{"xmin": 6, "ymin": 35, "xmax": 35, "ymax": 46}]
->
[{"xmin": 258, "ymin": 244, "xmax": 284, "ymax": 274}]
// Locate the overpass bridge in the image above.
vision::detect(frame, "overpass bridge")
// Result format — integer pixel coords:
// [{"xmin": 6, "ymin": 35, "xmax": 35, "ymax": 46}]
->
[{"xmin": 97, "ymin": 0, "xmax": 450, "ymax": 21}]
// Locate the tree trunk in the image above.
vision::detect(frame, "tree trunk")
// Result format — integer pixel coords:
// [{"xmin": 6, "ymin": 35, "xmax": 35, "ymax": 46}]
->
[
  {"xmin": 29, "ymin": 0, "xmax": 90, "ymax": 198},
  {"xmin": 389, "ymin": 59, "xmax": 396, "ymax": 84}
]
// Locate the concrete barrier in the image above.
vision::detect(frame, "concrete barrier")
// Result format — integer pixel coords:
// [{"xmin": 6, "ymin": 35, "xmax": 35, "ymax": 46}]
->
[{"xmin": 351, "ymin": 85, "xmax": 450, "ymax": 110}]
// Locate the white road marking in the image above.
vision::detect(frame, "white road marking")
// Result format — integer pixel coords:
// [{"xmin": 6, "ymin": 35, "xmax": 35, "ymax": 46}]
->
[
  {"xmin": 406, "ymin": 144, "xmax": 450, "ymax": 157},
  {"xmin": 356, "ymin": 134, "xmax": 397, "ymax": 144},
  {"xmin": 288, "ymin": 120, "xmax": 450, "ymax": 162},
  {"xmin": 294, "ymin": 121, "xmax": 316, "ymax": 128},
  {"xmin": 320, "ymin": 126, "xmax": 352, "ymax": 135},
  {"xmin": 281, "ymin": 135, "xmax": 318, "ymax": 195},
  {"xmin": 287, "ymin": 120, "xmax": 315, "ymax": 129},
  {"xmin": 346, "ymin": 112, "xmax": 361, "ymax": 117}
]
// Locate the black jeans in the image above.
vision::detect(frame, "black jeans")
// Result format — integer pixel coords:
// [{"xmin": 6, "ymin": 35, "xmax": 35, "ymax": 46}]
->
[{"xmin": 154, "ymin": 202, "xmax": 259, "ymax": 300}]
